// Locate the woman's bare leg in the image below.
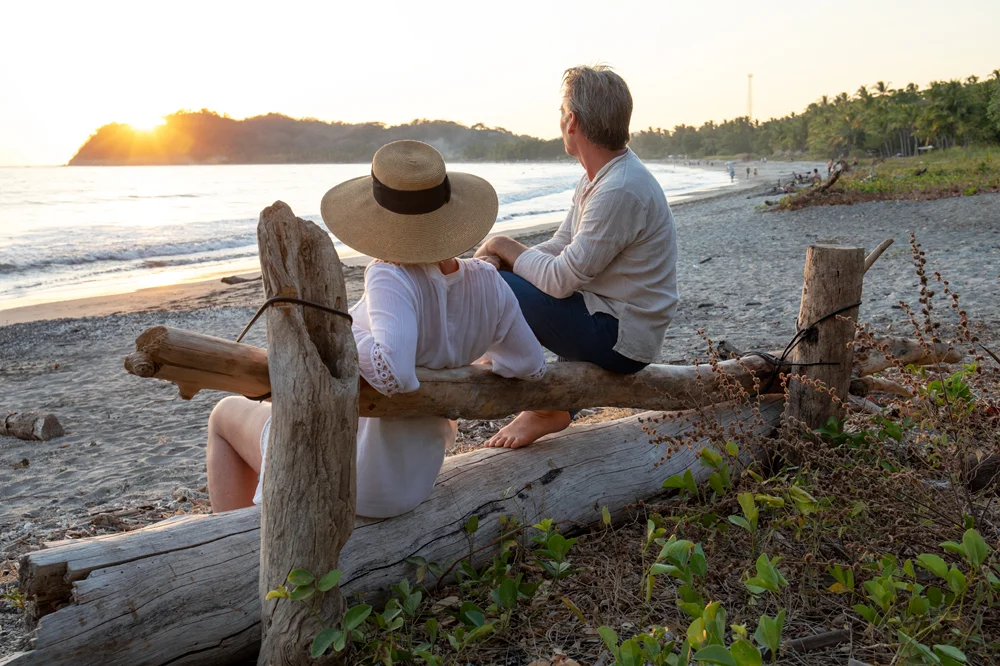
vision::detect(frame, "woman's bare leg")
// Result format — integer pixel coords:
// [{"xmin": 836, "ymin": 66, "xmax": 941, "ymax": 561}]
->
[{"xmin": 206, "ymin": 396, "xmax": 272, "ymax": 512}]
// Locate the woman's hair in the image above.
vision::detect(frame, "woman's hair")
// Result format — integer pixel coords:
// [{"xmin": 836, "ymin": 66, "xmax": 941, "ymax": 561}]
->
[{"xmin": 562, "ymin": 65, "xmax": 633, "ymax": 151}]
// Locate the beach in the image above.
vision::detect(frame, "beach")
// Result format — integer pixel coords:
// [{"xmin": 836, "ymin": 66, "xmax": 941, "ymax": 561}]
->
[{"xmin": 2, "ymin": 166, "xmax": 999, "ymax": 656}]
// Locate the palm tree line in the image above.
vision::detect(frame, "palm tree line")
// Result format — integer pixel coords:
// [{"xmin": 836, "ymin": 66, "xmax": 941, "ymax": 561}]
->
[{"xmin": 630, "ymin": 71, "xmax": 1000, "ymax": 159}]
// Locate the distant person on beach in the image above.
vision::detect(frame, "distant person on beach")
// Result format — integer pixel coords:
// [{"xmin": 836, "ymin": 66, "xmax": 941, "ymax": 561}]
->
[
  {"xmin": 475, "ymin": 65, "xmax": 677, "ymax": 450},
  {"xmin": 812, "ymin": 168, "xmax": 822, "ymax": 184},
  {"xmin": 204, "ymin": 141, "xmax": 546, "ymax": 516},
  {"xmin": 753, "ymin": 167, "xmax": 758, "ymax": 177},
  {"xmin": 746, "ymin": 166, "xmax": 750, "ymax": 179}
]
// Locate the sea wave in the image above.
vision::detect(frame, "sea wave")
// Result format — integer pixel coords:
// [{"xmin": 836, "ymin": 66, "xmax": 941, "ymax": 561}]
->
[
  {"xmin": 496, "ymin": 208, "xmax": 565, "ymax": 224},
  {"xmin": 497, "ymin": 182, "xmax": 575, "ymax": 206},
  {"xmin": 0, "ymin": 235, "xmax": 258, "ymax": 274}
]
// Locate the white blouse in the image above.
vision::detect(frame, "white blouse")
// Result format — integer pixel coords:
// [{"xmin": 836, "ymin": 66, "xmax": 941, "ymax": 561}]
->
[{"xmin": 254, "ymin": 258, "xmax": 546, "ymax": 517}]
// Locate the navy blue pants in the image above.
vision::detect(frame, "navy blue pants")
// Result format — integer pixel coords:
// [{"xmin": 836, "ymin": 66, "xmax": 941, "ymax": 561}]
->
[{"xmin": 499, "ymin": 271, "xmax": 648, "ymax": 375}]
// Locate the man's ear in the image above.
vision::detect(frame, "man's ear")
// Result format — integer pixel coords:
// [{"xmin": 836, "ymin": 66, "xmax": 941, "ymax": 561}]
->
[{"xmin": 566, "ymin": 111, "xmax": 577, "ymax": 134}]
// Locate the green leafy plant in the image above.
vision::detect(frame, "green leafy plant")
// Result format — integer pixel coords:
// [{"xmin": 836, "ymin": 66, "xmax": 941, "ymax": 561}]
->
[{"xmin": 744, "ymin": 554, "xmax": 789, "ymax": 597}]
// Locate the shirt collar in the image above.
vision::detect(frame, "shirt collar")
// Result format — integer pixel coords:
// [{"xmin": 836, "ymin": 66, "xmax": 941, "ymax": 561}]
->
[{"xmin": 585, "ymin": 148, "xmax": 633, "ymax": 189}]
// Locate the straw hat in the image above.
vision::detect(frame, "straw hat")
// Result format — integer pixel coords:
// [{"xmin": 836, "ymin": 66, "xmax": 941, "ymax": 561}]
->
[{"xmin": 321, "ymin": 140, "xmax": 498, "ymax": 264}]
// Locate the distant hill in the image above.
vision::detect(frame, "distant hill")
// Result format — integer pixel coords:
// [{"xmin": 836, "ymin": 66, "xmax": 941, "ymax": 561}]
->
[{"xmin": 68, "ymin": 111, "xmax": 568, "ymax": 165}]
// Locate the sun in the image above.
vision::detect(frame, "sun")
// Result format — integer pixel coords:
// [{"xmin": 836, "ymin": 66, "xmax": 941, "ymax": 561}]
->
[{"xmin": 126, "ymin": 115, "xmax": 166, "ymax": 132}]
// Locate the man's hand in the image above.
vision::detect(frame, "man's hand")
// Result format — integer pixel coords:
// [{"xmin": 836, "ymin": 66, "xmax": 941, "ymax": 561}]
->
[
  {"xmin": 474, "ymin": 235, "xmax": 529, "ymax": 272},
  {"xmin": 478, "ymin": 254, "xmax": 503, "ymax": 270}
]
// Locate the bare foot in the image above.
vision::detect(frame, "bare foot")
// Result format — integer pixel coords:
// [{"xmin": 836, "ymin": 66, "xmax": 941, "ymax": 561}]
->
[{"xmin": 485, "ymin": 410, "xmax": 572, "ymax": 450}]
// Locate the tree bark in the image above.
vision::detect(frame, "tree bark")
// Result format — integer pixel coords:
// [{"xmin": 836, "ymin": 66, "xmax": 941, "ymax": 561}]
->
[
  {"xmin": 785, "ymin": 245, "xmax": 866, "ymax": 429},
  {"xmin": 255, "ymin": 201, "xmax": 359, "ymax": 665},
  {"xmin": 11, "ymin": 399, "xmax": 783, "ymax": 666}
]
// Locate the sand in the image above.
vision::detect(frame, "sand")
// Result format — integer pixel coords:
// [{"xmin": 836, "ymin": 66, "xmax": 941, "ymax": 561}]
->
[{"xmin": 3, "ymin": 164, "xmax": 998, "ymax": 656}]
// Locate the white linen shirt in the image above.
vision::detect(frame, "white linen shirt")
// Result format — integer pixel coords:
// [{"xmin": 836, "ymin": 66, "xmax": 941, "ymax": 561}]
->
[
  {"xmin": 254, "ymin": 258, "xmax": 545, "ymax": 517},
  {"xmin": 512, "ymin": 149, "xmax": 678, "ymax": 363}
]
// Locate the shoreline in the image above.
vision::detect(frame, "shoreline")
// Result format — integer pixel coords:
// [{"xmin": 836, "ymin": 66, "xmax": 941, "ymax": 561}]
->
[{"xmin": 0, "ymin": 159, "xmax": 817, "ymax": 326}]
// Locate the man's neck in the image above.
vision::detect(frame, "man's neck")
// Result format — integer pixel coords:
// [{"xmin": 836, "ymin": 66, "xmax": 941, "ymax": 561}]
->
[{"xmin": 577, "ymin": 145, "xmax": 629, "ymax": 181}]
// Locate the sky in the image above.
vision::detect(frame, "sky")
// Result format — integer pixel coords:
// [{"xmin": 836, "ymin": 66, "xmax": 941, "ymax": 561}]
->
[{"xmin": 1, "ymin": 0, "xmax": 998, "ymax": 166}]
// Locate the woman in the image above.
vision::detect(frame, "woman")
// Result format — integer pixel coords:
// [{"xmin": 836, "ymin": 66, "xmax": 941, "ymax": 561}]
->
[{"xmin": 206, "ymin": 140, "xmax": 546, "ymax": 517}]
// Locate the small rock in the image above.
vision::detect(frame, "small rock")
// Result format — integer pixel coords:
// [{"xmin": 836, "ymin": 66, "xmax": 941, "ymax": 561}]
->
[
  {"xmin": 697, "ymin": 303, "xmax": 715, "ymax": 308},
  {"xmin": 172, "ymin": 487, "xmax": 201, "ymax": 502},
  {"xmin": 745, "ymin": 301, "xmax": 762, "ymax": 306}
]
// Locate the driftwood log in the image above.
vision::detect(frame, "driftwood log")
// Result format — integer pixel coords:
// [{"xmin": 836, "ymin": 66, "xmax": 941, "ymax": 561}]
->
[
  {"xmin": 123, "ymin": 326, "xmax": 959, "ymax": 420},
  {"xmin": 126, "ymin": 328, "xmax": 778, "ymax": 416},
  {"xmin": 255, "ymin": 202, "xmax": 359, "ymax": 664},
  {"xmin": 1, "ymin": 411, "xmax": 64, "ymax": 441},
  {"xmin": 7, "ymin": 398, "xmax": 783, "ymax": 666}
]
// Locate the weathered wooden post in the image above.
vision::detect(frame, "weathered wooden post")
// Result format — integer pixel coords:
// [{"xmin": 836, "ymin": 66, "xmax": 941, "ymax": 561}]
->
[
  {"xmin": 256, "ymin": 201, "xmax": 359, "ymax": 665},
  {"xmin": 785, "ymin": 244, "xmax": 865, "ymax": 429}
]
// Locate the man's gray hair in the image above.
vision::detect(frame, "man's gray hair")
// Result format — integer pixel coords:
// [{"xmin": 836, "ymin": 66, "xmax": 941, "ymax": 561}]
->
[{"xmin": 562, "ymin": 65, "xmax": 633, "ymax": 151}]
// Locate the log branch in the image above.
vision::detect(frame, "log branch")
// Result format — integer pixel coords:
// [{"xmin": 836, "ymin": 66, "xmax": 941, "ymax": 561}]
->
[
  {"xmin": 853, "ymin": 338, "xmax": 962, "ymax": 376},
  {"xmin": 864, "ymin": 238, "xmax": 894, "ymax": 272},
  {"xmin": 124, "ymin": 326, "xmax": 780, "ymax": 416}
]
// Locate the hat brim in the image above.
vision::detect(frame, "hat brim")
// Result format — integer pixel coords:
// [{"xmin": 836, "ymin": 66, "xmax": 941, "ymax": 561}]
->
[{"xmin": 320, "ymin": 172, "xmax": 498, "ymax": 264}]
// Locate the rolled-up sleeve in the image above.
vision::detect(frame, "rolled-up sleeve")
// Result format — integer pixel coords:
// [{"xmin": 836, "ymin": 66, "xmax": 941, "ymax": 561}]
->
[{"xmin": 513, "ymin": 190, "xmax": 643, "ymax": 299}]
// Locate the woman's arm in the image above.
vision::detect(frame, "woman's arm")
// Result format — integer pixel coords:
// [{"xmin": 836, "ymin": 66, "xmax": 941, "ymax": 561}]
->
[{"xmin": 354, "ymin": 264, "xmax": 420, "ymax": 396}]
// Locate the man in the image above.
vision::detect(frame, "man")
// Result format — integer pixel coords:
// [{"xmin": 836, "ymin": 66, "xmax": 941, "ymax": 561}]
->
[{"xmin": 476, "ymin": 65, "xmax": 678, "ymax": 449}]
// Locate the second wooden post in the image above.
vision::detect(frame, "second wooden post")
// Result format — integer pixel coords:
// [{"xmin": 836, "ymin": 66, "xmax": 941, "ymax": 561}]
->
[
  {"xmin": 785, "ymin": 244, "xmax": 865, "ymax": 430},
  {"xmin": 257, "ymin": 201, "xmax": 360, "ymax": 665}
]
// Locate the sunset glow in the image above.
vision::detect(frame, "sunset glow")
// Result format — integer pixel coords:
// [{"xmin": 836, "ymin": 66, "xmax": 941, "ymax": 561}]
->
[{"xmin": 126, "ymin": 116, "xmax": 166, "ymax": 132}]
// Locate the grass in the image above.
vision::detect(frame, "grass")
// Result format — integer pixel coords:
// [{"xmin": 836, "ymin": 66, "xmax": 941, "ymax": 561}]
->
[{"xmin": 775, "ymin": 148, "xmax": 1000, "ymax": 210}]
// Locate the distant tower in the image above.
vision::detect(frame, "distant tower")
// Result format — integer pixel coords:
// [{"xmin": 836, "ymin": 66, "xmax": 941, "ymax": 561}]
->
[{"xmin": 747, "ymin": 73, "xmax": 753, "ymax": 121}]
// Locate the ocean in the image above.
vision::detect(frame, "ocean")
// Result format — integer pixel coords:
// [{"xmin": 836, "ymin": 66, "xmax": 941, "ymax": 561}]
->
[{"xmin": 0, "ymin": 162, "xmax": 731, "ymax": 310}]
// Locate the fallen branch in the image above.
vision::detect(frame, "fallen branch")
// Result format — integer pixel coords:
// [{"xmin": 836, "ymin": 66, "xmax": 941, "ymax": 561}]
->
[
  {"xmin": 853, "ymin": 338, "xmax": 961, "ymax": 377},
  {"xmin": 125, "ymin": 326, "xmax": 780, "ymax": 417},
  {"xmin": 849, "ymin": 375, "xmax": 913, "ymax": 397}
]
